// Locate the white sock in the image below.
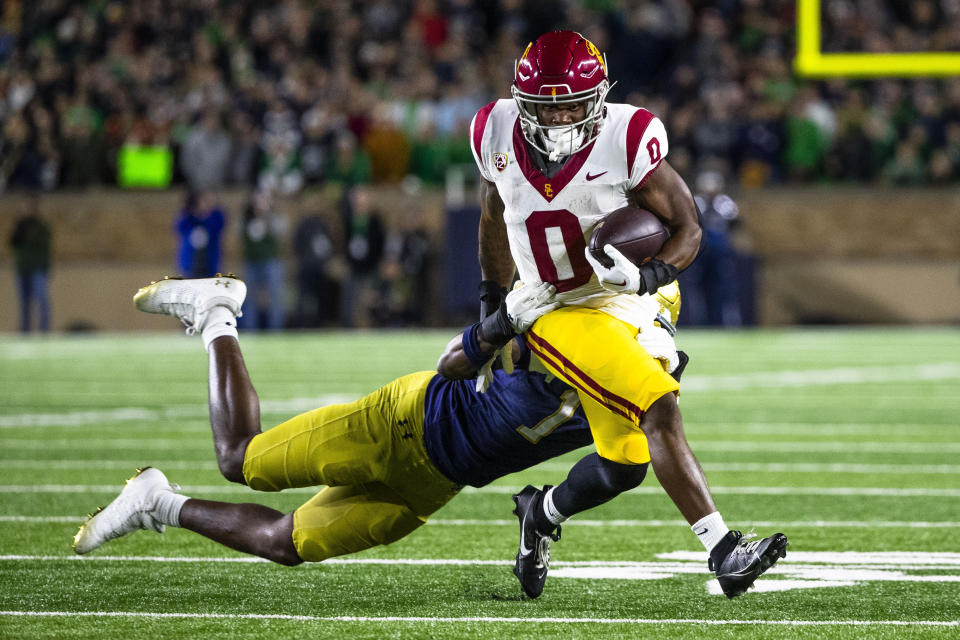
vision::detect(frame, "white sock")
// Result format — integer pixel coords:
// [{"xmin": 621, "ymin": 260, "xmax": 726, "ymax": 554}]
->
[
  {"xmin": 201, "ymin": 306, "xmax": 239, "ymax": 352},
  {"xmin": 542, "ymin": 487, "xmax": 568, "ymax": 526},
  {"xmin": 692, "ymin": 511, "xmax": 730, "ymax": 553},
  {"xmin": 153, "ymin": 490, "xmax": 190, "ymax": 527}
]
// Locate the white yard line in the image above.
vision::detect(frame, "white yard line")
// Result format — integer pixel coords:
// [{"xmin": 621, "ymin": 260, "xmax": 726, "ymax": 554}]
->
[
  {"xmin": 690, "ymin": 441, "xmax": 960, "ymax": 454},
  {"xmin": 4, "ymin": 438, "xmax": 960, "ymax": 454},
  {"xmin": 6, "ymin": 553, "xmax": 960, "ymax": 568},
  {"xmin": 3, "ymin": 362, "xmax": 958, "ymax": 429},
  {"xmin": 536, "ymin": 461, "xmax": 960, "ymax": 474},
  {"xmin": 679, "ymin": 362, "xmax": 960, "ymax": 392},
  {"xmin": 3, "ymin": 515, "xmax": 959, "ymax": 528},
  {"xmin": 1, "ymin": 484, "xmax": 959, "ymax": 497},
  {"xmin": 429, "ymin": 519, "xmax": 960, "ymax": 529},
  {"xmin": 7, "ymin": 459, "xmax": 960, "ymax": 474},
  {"xmin": 0, "ymin": 396, "xmax": 356, "ymax": 429},
  {"xmin": 1, "ymin": 460, "xmax": 220, "ymax": 471},
  {"xmin": 0, "ymin": 610, "xmax": 956, "ymax": 627}
]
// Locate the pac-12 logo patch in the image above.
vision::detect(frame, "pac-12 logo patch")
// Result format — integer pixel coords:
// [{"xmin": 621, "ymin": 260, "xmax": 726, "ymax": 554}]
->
[{"xmin": 493, "ymin": 153, "xmax": 508, "ymax": 172}]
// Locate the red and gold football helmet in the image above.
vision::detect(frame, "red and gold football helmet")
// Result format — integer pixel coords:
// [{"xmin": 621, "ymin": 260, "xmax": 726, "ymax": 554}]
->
[{"xmin": 511, "ymin": 30, "xmax": 613, "ymax": 161}]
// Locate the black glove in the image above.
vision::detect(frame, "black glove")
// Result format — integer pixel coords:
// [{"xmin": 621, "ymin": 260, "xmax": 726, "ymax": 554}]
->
[
  {"xmin": 478, "ymin": 280, "xmax": 508, "ymax": 320},
  {"xmin": 637, "ymin": 259, "xmax": 679, "ymax": 295}
]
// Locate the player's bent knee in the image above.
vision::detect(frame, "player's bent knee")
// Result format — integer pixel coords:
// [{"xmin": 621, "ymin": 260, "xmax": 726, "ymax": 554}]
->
[
  {"xmin": 215, "ymin": 435, "xmax": 257, "ymax": 485},
  {"xmin": 596, "ymin": 455, "xmax": 648, "ymax": 493},
  {"xmin": 265, "ymin": 512, "xmax": 303, "ymax": 566}
]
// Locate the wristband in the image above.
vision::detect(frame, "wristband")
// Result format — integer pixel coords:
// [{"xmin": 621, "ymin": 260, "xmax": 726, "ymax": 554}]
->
[
  {"xmin": 479, "ymin": 280, "xmax": 507, "ymax": 320},
  {"xmin": 477, "ymin": 303, "xmax": 515, "ymax": 347},
  {"xmin": 461, "ymin": 323, "xmax": 491, "ymax": 370}
]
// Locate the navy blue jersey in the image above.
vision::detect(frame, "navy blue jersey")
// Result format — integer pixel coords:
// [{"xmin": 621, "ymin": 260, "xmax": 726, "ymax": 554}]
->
[{"xmin": 422, "ymin": 346, "xmax": 593, "ymax": 487}]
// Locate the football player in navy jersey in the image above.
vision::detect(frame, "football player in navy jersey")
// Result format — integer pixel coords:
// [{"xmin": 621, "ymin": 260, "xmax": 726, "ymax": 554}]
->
[{"xmin": 74, "ymin": 275, "xmax": 663, "ymax": 585}]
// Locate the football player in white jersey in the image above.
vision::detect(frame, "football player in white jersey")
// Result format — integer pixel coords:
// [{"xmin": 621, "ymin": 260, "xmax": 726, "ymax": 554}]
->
[{"xmin": 467, "ymin": 30, "xmax": 788, "ymax": 599}]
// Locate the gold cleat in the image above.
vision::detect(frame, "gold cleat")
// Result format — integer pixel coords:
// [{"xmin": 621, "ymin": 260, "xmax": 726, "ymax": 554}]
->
[
  {"xmin": 132, "ymin": 275, "xmax": 246, "ymax": 333},
  {"xmin": 72, "ymin": 467, "xmax": 177, "ymax": 554}
]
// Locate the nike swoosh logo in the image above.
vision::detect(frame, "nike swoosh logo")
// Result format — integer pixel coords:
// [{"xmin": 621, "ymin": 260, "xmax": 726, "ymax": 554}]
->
[
  {"xmin": 585, "ymin": 171, "xmax": 608, "ymax": 181},
  {"xmin": 519, "ymin": 517, "xmax": 533, "ymax": 556},
  {"xmin": 695, "ymin": 527, "xmax": 709, "ymax": 535},
  {"xmin": 609, "ymin": 279, "xmax": 627, "ymax": 287}
]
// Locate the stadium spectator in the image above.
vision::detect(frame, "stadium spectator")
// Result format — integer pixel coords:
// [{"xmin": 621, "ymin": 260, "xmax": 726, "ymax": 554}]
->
[
  {"xmin": 0, "ymin": 1, "xmax": 957, "ymax": 190},
  {"xmin": 239, "ymin": 190, "xmax": 287, "ymax": 331},
  {"xmin": 339, "ymin": 185, "xmax": 385, "ymax": 327},
  {"xmin": 379, "ymin": 211, "xmax": 433, "ymax": 326},
  {"xmin": 678, "ymin": 171, "xmax": 745, "ymax": 326},
  {"xmin": 181, "ymin": 111, "xmax": 232, "ymax": 191},
  {"xmin": 326, "ymin": 131, "xmax": 372, "ymax": 185},
  {"xmin": 228, "ymin": 111, "xmax": 261, "ymax": 187},
  {"xmin": 175, "ymin": 191, "xmax": 226, "ymax": 278},
  {"xmin": 257, "ymin": 98, "xmax": 304, "ymax": 195},
  {"xmin": 292, "ymin": 212, "xmax": 336, "ymax": 328},
  {"xmin": 9, "ymin": 195, "xmax": 51, "ymax": 333}
]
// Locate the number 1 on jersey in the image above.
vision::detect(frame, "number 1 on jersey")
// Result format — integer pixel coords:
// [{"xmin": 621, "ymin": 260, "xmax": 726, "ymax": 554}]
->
[{"xmin": 517, "ymin": 389, "xmax": 581, "ymax": 444}]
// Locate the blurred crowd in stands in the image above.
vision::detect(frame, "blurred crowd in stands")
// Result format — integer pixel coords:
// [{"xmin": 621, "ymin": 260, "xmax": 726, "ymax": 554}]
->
[
  {"xmin": 4, "ymin": 1, "xmax": 960, "ymax": 329},
  {"xmin": 173, "ymin": 185, "xmax": 432, "ymax": 329},
  {"xmin": 1, "ymin": 0, "xmax": 959, "ymax": 196}
]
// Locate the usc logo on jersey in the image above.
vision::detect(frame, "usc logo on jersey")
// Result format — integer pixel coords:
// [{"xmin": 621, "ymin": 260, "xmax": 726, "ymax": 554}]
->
[{"xmin": 543, "ymin": 183, "xmax": 554, "ymax": 197}]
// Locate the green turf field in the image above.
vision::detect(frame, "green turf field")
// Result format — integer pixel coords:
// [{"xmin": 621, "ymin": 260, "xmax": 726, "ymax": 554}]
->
[{"xmin": 1, "ymin": 328, "xmax": 959, "ymax": 639}]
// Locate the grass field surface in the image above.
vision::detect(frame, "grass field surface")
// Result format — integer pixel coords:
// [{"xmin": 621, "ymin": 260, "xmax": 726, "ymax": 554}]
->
[{"xmin": 1, "ymin": 328, "xmax": 959, "ymax": 639}]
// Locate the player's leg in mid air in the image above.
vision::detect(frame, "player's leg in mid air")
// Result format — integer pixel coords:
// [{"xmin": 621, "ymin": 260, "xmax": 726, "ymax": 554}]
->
[
  {"xmin": 73, "ymin": 374, "xmax": 458, "ymax": 564},
  {"xmin": 72, "ymin": 464, "xmax": 302, "ymax": 564},
  {"xmin": 75, "ymin": 275, "xmax": 298, "ymax": 562},
  {"xmin": 523, "ymin": 306, "xmax": 787, "ymax": 597},
  {"xmin": 76, "ymin": 277, "xmax": 459, "ymax": 562},
  {"xmin": 74, "ymin": 370, "xmax": 459, "ymax": 565}
]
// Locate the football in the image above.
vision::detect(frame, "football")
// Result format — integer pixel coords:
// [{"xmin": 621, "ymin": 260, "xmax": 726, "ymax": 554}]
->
[{"xmin": 589, "ymin": 206, "xmax": 670, "ymax": 268}]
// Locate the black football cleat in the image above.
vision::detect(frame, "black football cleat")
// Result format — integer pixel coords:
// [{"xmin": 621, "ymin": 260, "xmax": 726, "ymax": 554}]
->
[
  {"xmin": 511, "ymin": 485, "xmax": 561, "ymax": 599},
  {"xmin": 709, "ymin": 530, "xmax": 789, "ymax": 598}
]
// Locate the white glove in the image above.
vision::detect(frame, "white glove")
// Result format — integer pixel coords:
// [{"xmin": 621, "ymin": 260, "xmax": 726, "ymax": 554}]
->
[
  {"xmin": 584, "ymin": 244, "xmax": 640, "ymax": 294},
  {"xmin": 505, "ymin": 281, "xmax": 559, "ymax": 333},
  {"xmin": 475, "ymin": 358, "xmax": 495, "ymax": 393},
  {"xmin": 474, "ymin": 341, "xmax": 516, "ymax": 393},
  {"xmin": 636, "ymin": 322, "xmax": 679, "ymax": 374}
]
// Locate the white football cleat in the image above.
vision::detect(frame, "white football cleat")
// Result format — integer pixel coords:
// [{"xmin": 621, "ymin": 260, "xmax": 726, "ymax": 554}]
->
[
  {"xmin": 133, "ymin": 274, "xmax": 246, "ymax": 335},
  {"xmin": 73, "ymin": 467, "xmax": 178, "ymax": 554}
]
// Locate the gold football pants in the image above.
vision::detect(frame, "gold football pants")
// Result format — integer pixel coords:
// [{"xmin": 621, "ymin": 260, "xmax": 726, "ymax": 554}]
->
[
  {"xmin": 524, "ymin": 307, "xmax": 680, "ymax": 465},
  {"xmin": 242, "ymin": 371, "xmax": 461, "ymax": 562}
]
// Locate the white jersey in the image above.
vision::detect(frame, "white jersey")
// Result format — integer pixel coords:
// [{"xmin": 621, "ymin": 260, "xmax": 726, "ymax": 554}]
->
[{"xmin": 470, "ymin": 99, "xmax": 668, "ymax": 328}]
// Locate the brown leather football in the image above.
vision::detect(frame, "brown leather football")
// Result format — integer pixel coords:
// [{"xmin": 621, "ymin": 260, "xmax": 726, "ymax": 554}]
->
[{"xmin": 589, "ymin": 206, "xmax": 670, "ymax": 268}]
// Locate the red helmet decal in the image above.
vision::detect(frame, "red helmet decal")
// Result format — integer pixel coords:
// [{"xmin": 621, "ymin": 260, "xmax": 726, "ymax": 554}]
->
[{"xmin": 514, "ymin": 30, "xmax": 608, "ymax": 97}]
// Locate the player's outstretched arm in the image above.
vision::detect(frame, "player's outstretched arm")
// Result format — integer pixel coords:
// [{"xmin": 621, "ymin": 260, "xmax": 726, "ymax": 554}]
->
[
  {"xmin": 438, "ymin": 282, "xmax": 558, "ymax": 379},
  {"xmin": 437, "ymin": 331, "xmax": 502, "ymax": 379},
  {"xmin": 628, "ymin": 160, "xmax": 702, "ymax": 271}
]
